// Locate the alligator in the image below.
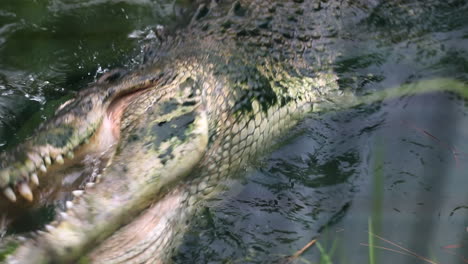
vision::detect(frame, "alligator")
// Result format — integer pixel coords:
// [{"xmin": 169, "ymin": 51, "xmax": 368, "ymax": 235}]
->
[{"xmin": 0, "ymin": 0, "xmax": 467, "ymax": 263}]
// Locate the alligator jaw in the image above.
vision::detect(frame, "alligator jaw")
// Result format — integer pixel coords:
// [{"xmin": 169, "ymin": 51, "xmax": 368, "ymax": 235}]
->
[
  {"xmin": 7, "ymin": 67, "xmax": 210, "ymax": 262},
  {"xmin": 0, "ymin": 74, "xmax": 159, "ymax": 206}
]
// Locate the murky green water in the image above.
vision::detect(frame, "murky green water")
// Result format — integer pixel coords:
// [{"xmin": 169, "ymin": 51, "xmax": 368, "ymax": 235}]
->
[
  {"xmin": 0, "ymin": 0, "xmax": 196, "ymax": 148},
  {"xmin": 1, "ymin": 1, "xmax": 468, "ymax": 263}
]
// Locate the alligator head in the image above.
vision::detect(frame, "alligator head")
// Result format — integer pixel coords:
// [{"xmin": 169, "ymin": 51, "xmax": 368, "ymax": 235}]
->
[{"xmin": 0, "ymin": 0, "xmax": 366, "ymax": 263}]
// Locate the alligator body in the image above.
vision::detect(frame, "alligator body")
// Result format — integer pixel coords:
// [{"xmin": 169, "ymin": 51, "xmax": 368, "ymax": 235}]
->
[{"xmin": 1, "ymin": 0, "xmax": 466, "ymax": 263}]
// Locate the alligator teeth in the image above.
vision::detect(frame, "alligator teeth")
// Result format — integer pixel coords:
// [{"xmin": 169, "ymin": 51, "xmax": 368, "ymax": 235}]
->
[
  {"xmin": 66, "ymin": 151, "xmax": 74, "ymax": 159},
  {"xmin": 18, "ymin": 183, "xmax": 33, "ymax": 202},
  {"xmin": 39, "ymin": 164, "xmax": 47, "ymax": 173},
  {"xmin": 86, "ymin": 182, "xmax": 95, "ymax": 188},
  {"xmin": 31, "ymin": 173, "xmax": 39, "ymax": 186},
  {"xmin": 18, "ymin": 167, "xmax": 28, "ymax": 178},
  {"xmin": 44, "ymin": 156, "xmax": 52, "ymax": 166},
  {"xmin": 60, "ymin": 212, "xmax": 68, "ymax": 219},
  {"xmin": 0, "ymin": 170, "xmax": 9, "ymax": 184},
  {"xmin": 55, "ymin": 155, "xmax": 64, "ymax": 164},
  {"xmin": 66, "ymin": 201, "xmax": 73, "ymax": 209},
  {"xmin": 45, "ymin": 225, "xmax": 55, "ymax": 231},
  {"xmin": 72, "ymin": 190, "xmax": 84, "ymax": 197},
  {"xmin": 25, "ymin": 160, "xmax": 35, "ymax": 172},
  {"xmin": 3, "ymin": 187, "xmax": 16, "ymax": 202}
]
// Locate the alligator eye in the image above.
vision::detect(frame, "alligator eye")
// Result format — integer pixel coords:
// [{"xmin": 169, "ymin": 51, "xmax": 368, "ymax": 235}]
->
[{"xmin": 97, "ymin": 69, "xmax": 127, "ymax": 84}]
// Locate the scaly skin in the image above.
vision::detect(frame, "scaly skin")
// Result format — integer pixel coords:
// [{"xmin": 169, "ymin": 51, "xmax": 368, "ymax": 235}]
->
[{"xmin": 1, "ymin": 0, "xmax": 468, "ymax": 263}]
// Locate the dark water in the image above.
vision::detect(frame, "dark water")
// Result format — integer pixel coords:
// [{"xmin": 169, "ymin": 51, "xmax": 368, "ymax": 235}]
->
[
  {"xmin": 1, "ymin": 1, "xmax": 468, "ymax": 263},
  {"xmin": 0, "ymin": 0, "xmax": 196, "ymax": 148}
]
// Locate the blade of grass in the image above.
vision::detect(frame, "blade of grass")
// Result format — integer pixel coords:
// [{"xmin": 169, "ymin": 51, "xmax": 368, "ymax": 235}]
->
[
  {"xmin": 273, "ymin": 238, "xmax": 317, "ymax": 264},
  {"xmin": 368, "ymin": 218, "xmax": 375, "ymax": 264},
  {"xmin": 401, "ymin": 120, "xmax": 461, "ymax": 167},
  {"xmin": 360, "ymin": 243, "xmax": 413, "ymax": 257},
  {"xmin": 369, "ymin": 137, "xmax": 384, "ymax": 264},
  {"xmin": 291, "ymin": 239, "xmax": 317, "ymax": 259},
  {"xmin": 316, "ymin": 242, "xmax": 333, "ymax": 264},
  {"xmin": 368, "ymin": 232, "xmax": 440, "ymax": 264}
]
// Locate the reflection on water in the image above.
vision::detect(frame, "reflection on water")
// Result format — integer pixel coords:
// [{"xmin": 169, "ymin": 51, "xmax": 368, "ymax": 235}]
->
[{"xmin": 1, "ymin": 0, "xmax": 468, "ymax": 263}]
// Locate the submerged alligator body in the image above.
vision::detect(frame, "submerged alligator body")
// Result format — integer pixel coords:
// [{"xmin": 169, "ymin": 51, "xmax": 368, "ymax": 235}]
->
[{"xmin": 0, "ymin": 0, "xmax": 466, "ymax": 263}]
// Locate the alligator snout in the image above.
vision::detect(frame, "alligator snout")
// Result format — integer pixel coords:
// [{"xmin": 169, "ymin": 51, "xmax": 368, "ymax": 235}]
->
[{"xmin": 0, "ymin": 73, "xmax": 160, "ymax": 209}]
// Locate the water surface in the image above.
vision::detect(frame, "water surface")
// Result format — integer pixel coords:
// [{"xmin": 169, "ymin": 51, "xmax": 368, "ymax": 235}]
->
[{"xmin": 1, "ymin": 1, "xmax": 468, "ymax": 263}]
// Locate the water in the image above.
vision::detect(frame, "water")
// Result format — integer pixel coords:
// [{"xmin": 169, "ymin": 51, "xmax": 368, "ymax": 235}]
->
[
  {"xmin": 0, "ymin": 0, "xmax": 196, "ymax": 148},
  {"xmin": 1, "ymin": 1, "xmax": 468, "ymax": 263}
]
